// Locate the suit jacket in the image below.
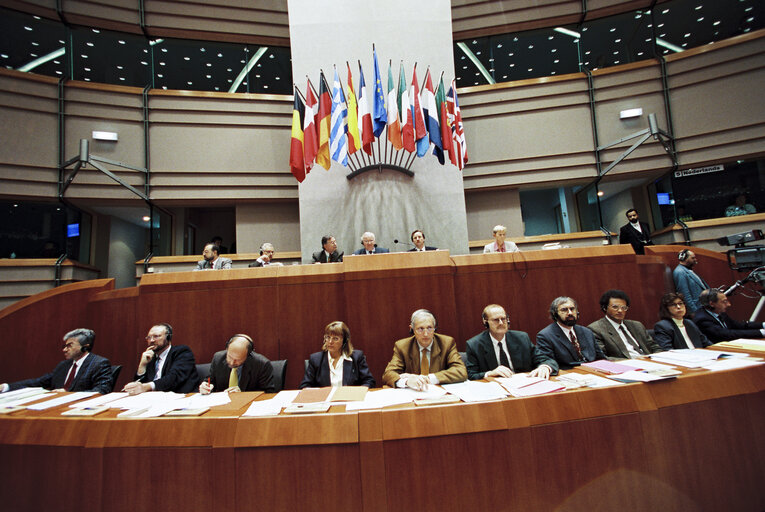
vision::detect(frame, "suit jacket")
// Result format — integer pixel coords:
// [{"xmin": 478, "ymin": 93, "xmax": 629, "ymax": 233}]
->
[
  {"xmin": 408, "ymin": 246, "xmax": 438, "ymax": 252},
  {"xmin": 208, "ymin": 350, "xmax": 275, "ymax": 393},
  {"xmin": 382, "ymin": 334, "xmax": 467, "ymax": 387},
  {"xmin": 196, "ymin": 257, "xmax": 232, "ymax": 270},
  {"xmin": 483, "ymin": 241, "xmax": 519, "ymax": 253},
  {"xmin": 299, "ymin": 350, "xmax": 375, "ymax": 389},
  {"xmin": 352, "ymin": 247, "xmax": 390, "ymax": 255},
  {"xmin": 673, "ymin": 264, "xmax": 708, "ymax": 313},
  {"xmin": 536, "ymin": 323, "xmax": 606, "ymax": 369},
  {"xmin": 465, "ymin": 329, "xmax": 558, "ymax": 380},
  {"xmin": 9, "ymin": 352, "xmax": 113, "ymax": 394},
  {"xmin": 136, "ymin": 345, "xmax": 199, "ymax": 393},
  {"xmin": 653, "ymin": 318, "xmax": 711, "ymax": 350},
  {"xmin": 619, "ymin": 222, "xmax": 653, "ymax": 255},
  {"xmin": 692, "ymin": 308, "xmax": 763, "ymax": 343},
  {"xmin": 311, "ymin": 250, "xmax": 344, "ymax": 263},
  {"xmin": 587, "ymin": 317, "xmax": 662, "ymax": 358}
]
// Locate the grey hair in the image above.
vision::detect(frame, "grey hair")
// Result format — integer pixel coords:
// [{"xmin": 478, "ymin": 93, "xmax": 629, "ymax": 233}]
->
[
  {"xmin": 63, "ymin": 328, "xmax": 95, "ymax": 350},
  {"xmin": 549, "ymin": 297, "xmax": 578, "ymax": 321}
]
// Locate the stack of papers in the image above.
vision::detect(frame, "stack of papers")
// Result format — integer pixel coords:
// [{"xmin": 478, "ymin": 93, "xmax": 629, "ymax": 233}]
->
[
  {"xmin": 0, "ymin": 388, "xmax": 53, "ymax": 408},
  {"xmin": 556, "ymin": 373, "xmax": 623, "ymax": 388},
  {"xmin": 441, "ymin": 381, "xmax": 507, "ymax": 402},
  {"xmin": 581, "ymin": 360, "xmax": 636, "ymax": 375},
  {"xmin": 495, "ymin": 375, "xmax": 565, "ymax": 396},
  {"xmin": 650, "ymin": 349, "xmax": 741, "ymax": 368},
  {"xmin": 344, "ymin": 389, "xmax": 420, "ymax": 411},
  {"xmin": 26, "ymin": 391, "xmax": 97, "ymax": 410},
  {"xmin": 715, "ymin": 339, "xmax": 765, "ymax": 352}
]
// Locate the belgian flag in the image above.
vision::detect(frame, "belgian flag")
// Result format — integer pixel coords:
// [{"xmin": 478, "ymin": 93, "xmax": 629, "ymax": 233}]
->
[{"xmin": 289, "ymin": 87, "xmax": 306, "ymax": 183}]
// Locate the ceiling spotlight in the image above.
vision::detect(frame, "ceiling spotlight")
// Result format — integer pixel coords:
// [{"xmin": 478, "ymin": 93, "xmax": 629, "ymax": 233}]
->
[{"xmin": 142, "ymin": 216, "xmax": 151, "ymax": 222}]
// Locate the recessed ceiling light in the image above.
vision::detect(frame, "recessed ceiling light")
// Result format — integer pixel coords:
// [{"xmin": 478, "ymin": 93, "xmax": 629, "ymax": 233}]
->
[
  {"xmin": 206, "ymin": 63, "xmax": 212, "ymax": 67},
  {"xmin": 159, "ymin": 62, "xmax": 165, "ymax": 66},
  {"xmin": 162, "ymin": 86, "xmax": 167, "ymax": 89},
  {"xmin": 551, "ymin": 71, "xmax": 556, "ymax": 75},
  {"xmin": 551, "ymin": 48, "xmax": 557, "ymax": 53},
  {"xmin": 615, "ymin": 39, "xmax": 621, "ymax": 43},
  {"xmin": 548, "ymin": 36, "xmax": 554, "ymax": 40},
  {"xmin": 217, "ymin": 53, "xmax": 223, "ymax": 57},
  {"xmin": 502, "ymin": 75, "xmax": 507, "ymax": 79},
  {"xmin": 462, "ymin": 65, "xmax": 467, "ymax": 69},
  {"xmin": 0, "ymin": 54, "xmax": 8, "ymax": 59},
  {"xmin": 92, "ymin": 29, "xmax": 100, "ymax": 33},
  {"xmin": 215, "ymin": 87, "xmax": 219, "ymax": 91},
  {"xmin": 508, "ymin": 52, "xmax": 514, "ymax": 56},
  {"xmin": 117, "ymin": 65, "xmax": 123, "ymax": 69},
  {"xmin": 30, "ymin": 53, "xmax": 37, "ymax": 57},
  {"xmin": 528, "ymin": 45, "xmax": 533, "ymax": 49},
  {"xmin": 140, "ymin": 61, "xmax": 148, "ymax": 65},
  {"xmin": 746, "ymin": 16, "xmax": 754, "ymax": 22},
  {"xmin": 227, "ymin": 68, "xmax": 232, "ymax": 72},
  {"xmin": 554, "ymin": 59, "xmax": 559, "ymax": 63},
  {"xmin": 476, "ymin": 51, "xmax": 481, "ymax": 55},
  {"xmin": 527, "ymin": 68, "xmax": 532, "ymax": 72},
  {"xmin": 200, "ymin": 48, "xmax": 205, "ymax": 52},
  {"xmin": 610, "ymin": 28, "xmax": 616, "ymax": 32},
  {"xmin": 86, "ymin": 42, "xmax": 94, "ymax": 47},
  {"xmin": 206, "ymin": 75, "xmax": 211, "ymax": 78},
  {"xmin": 161, "ymin": 48, "xmax": 167, "ymax": 52},
  {"xmin": 31, "ymin": 42, "xmax": 39, "ymax": 46},
  {"xmin": 55, "ymin": 70, "xmax": 62, "ymax": 75},
  {"xmin": 662, "ymin": 9, "xmax": 669, "ymax": 14},
  {"xmin": 24, "ymin": 26, "xmax": 32, "ymax": 31},
  {"xmin": 183, "ymin": 57, "xmax": 190, "ymax": 61},
  {"xmin": 157, "ymin": 74, "xmax": 163, "ymax": 78},
  {"xmin": 81, "ymin": 54, "xmax": 88, "ymax": 58},
  {"xmin": 697, "ymin": 17, "xmax": 704, "ymax": 22},
  {"xmin": 694, "ymin": 5, "xmax": 702, "ymax": 10},
  {"xmin": 119, "ymin": 77, "xmax": 125, "ymax": 81},
  {"xmin": 228, "ymin": 79, "xmax": 232, "ymax": 82},
  {"xmin": 496, "ymin": 44, "xmax": 502, "ymax": 48},
  {"xmin": 263, "ymin": 85, "xmax": 269, "ymax": 88},
  {"xmin": 53, "ymin": 60, "xmax": 60, "ymax": 64},
  {"xmin": 84, "ymin": 78, "xmax": 91, "ymax": 81},
  {"xmin": 713, "ymin": 20, "xmax": 721, "ymax": 26},
  {"xmin": 84, "ymin": 67, "xmax": 91, "ymax": 71},
  {"xmin": 684, "ymin": 33, "xmax": 691, "ymax": 38},
  {"xmin": 509, "ymin": 64, "xmax": 515, "ymax": 67},
  {"xmin": 187, "ymin": 81, "xmax": 192, "ymax": 85},
  {"xmin": 118, "ymin": 40, "xmax": 125, "ymax": 44}
]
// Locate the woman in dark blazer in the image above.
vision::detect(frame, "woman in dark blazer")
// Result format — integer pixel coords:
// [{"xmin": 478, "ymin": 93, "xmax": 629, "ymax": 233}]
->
[
  {"xmin": 653, "ymin": 292, "xmax": 711, "ymax": 350},
  {"xmin": 299, "ymin": 321, "xmax": 375, "ymax": 388}
]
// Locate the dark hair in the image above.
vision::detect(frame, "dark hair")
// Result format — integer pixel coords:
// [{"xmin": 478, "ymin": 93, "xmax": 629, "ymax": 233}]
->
[
  {"xmin": 204, "ymin": 243, "xmax": 219, "ymax": 256},
  {"xmin": 323, "ymin": 321, "xmax": 353, "ymax": 356},
  {"xmin": 659, "ymin": 292, "xmax": 685, "ymax": 320},
  {"xmin": 227, "ymin": 334, "xmax": 254, "ymax": 353},
  {"xmin": 678, "ymin": 248, "xmax": 691, "ymax": 261},
  {"xmin": 549, "ymin": 297, "xmax": 577, "ymax": 321},
  {"xmin": 699, "ymin": 288, "xmax": 722, "ymax": 309},
  {"xmin": 63, "ymin": 328, "xmax": 95, "ymax": 351},
  {"xmin": 625, "ymin": 208, "xmax": 637, "ymax": 217},
  {"xmin": 321, "ymin": 235, "xmax": 334, "ymax": 246},
  {"xmin": 410, "ymin": 229, "xmax": 424, "ymax": 242},
  {"xmin": 599, "ymin": 290, "xmax": 630, "ymax": 311},
  {"xmin": 212, "ymin": 236, "xmax": 223, "ymax": 243}
]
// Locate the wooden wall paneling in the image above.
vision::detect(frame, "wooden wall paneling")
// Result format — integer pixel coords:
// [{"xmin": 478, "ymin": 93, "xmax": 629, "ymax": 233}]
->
[
  {"xmin": 358, "ymin": 410, "xmax": 388, "ymax": 512},
  {"xmin": 88, "ymin": 287, "xmax": 139, "ymax": 391}
]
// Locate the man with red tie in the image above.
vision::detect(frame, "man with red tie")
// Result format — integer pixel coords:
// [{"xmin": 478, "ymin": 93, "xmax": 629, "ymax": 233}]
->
[
  {"xmin": 536, "ymin": 297, "xmax": 606, "ymax": 369},
  {"xmin": 195, "ymin": 242, "xmax": 232, "ymax": 270},
  {"xmin": 483, "ymin": 225, "xmax": 519, "ymax": 253},
  {"xmin": 0, "ymin": 328, "xmax": 113, "ymax": 394}
]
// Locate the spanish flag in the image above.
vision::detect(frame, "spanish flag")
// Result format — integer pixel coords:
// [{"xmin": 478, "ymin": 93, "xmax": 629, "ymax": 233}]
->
[
  {"xmin": 316, "ymin": 72, "xmax": 332, "ymax": 170},
  {"xmin": 346, "ymin": 62, "xmax": 360, "ymax": 155},
  {"xmin": 289, "ymin": 88, "xmax": 305, "ymax": 183}
]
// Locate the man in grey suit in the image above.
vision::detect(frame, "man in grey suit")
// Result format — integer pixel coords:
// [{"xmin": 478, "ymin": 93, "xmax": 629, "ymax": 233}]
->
[
  {"xmin": 196, "ymin": 242, "xmax": 232, "ymax": 270},
  {"xmin": 199, "ymin": 334, "xmax": 275, "ymax": 394},
  {"xmin": 673, "ymin": 249, "xmax": 708, "ymax": 313},
  {"xmin": 587, "ymin": 290, "xmax": 663, "ymax": 359},
  {"xmin": 536, "ymin": 296, "xmax": 606, "ymax": 368},
  {"xmin": 0, "ymin": 328, "xmax": 113, "ymax": 394},
  {"xmin": 466, "ymin": 304, "xmax": 557, "ymax": 380}
]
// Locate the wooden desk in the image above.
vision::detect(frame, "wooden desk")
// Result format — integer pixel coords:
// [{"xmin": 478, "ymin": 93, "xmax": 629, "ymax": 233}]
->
[{"xmin": 1, "ymin": 363, "xmax": 763, "ymax": 512}]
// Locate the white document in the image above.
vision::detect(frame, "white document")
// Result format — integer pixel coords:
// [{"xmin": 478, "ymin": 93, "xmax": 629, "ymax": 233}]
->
[
  {"xmin": 441, "ymin": 381, "xmax": 508, "ymax": 402},
  {"xmin": 723, "ymin": 338, "xmax": 765, "ymax": 347},
  {"xmin": 617, "ymin": 359, "xmax": 676, "ymax": 371},
  {"xmin": 402, "ymin": 385, "xmax": 447, "ymax": 400},
  {"xmin": 556, "ymin": 373, "xmax": 622, "ymax": 388},
  {"xmin": 0, "ymin": 390, "xmax": 56, "ymax": 407},
  {"xmin": 701, "ymin": 358, "xmax": 764, "ymax": 371},
  {"xmin": 242, "ymin": 398, "xmax": 283, "ymax": 417},
  {"xmin": 0, "ymin": 387, "xmax": 48, "ymax": 405},
  {"xmin": 108, "ymin": 391, "xmax": 186, "ymax": 410},
  {"xmin": 26, "ymin": 391, "xmax": 98, "ymax": 410},
  {"xmin": 496, "ymin": 375, "xmax": 544, "ymax": 392},
  {"xmin": 344, "ymin": 389, "xmax": 415, "ymax": 411},
  {"xmin": 702, "ymin": 350, "xmax": 749, "ymax": 359},
  {"xmin": 509, "ymin": 379, "xmax": 566, "ymax": 397},
  {"xmin": 611, "ymin": 370, "xmax": 672, "ymax": 382},
  {"xmin": 183, "ymin": 392, "xmax": 231, "ymax": 409},
  {"xmin": 271, "ymin": 390, "xmax": 301, "ymax": 406},
  {"xmin": 70, "ymin": 392, "xmax": 127, "ymax": 408}
]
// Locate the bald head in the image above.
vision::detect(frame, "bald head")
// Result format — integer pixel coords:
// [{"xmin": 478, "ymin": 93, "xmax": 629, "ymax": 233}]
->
[{"xmin": 226, "ymin": 336, "xmax": 252, "ymax": 368}]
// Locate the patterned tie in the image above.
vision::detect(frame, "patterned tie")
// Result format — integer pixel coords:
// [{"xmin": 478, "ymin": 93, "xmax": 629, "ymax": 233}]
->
[
  {"xmin": 498, "ymin": 342, "xmax": 511, "ymax": 368},
  {"xmin": 498, "ymin": 243, "xmax": 505, "ymax": 253},
  {"xmin": 619, "ymin": 325, "xmax": 644, "ymax": 354},
  {"xmin": 229, "ymin": 367, "xmax": 238, "ymax": 389},
  {"xmin": 420, "ymin": 349, "xmax": 430, "ymax": 376},
  {"xmin": 569, "ymin": 331, "xmax": 583, "ymax": 361},
  {"xmin": 63, "ymin": 362, "xmax": 77, "ymax": 390}
]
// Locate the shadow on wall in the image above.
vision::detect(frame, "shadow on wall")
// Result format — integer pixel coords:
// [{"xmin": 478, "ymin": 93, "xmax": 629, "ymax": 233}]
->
[{"xmin": 108, "ymin": 216, "xmax": 146, "ymax": 289}]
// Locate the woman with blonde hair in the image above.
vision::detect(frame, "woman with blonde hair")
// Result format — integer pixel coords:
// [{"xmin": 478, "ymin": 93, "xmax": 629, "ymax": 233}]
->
[{"xmin": 299, "ymin": 321, "xmax": 375, "ymax": 388}]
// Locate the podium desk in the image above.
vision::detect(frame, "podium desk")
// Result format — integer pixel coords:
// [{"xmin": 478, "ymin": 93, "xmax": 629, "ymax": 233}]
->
[{"xmin": 1, "ymin": 362, "xmax": 763, "ymax": 512}]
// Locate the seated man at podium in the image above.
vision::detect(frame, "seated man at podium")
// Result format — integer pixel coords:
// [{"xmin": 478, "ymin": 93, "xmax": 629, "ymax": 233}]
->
[
  {"xmin": 199, "ymin": 334, "xmax": 275, "ymax": 394},
  {"xmin": 123, "ymin": 323, "xmax": 199, "ymax": 395},
  {"xmin": 312, "ymin": 235, "xmax": 344, "ymax": 263},
  {"xmin": 693, "ymin": 288, "xmax": 765, "ymax": 343},
  {"xmin": 382, "ymin": 309, "xmax": 466, "ymax": 390},
  {"xmin": 587, "ymin": 290, "xmax": 663, "ymax": 359},
  {"xmin": 196, "ymin": 242, "xmax": 232, "ymax": 270},
  {"xmin": 536, "ymin": 297, "xmax": 606, "ymax": 368},
  {"xmin": 249, "ymin": 242, "xmax": 283, "ymax": 267},
  {"xmin": 0, "ymin": 328, "xmax": 113, "ymax": 394},
  {"xmin": 483, "ymin": 225, "xmax": 519, "ymax": 253},
  {"xmin": 408, "ymin": 229, "xmax": 437, "ymax": 252},
  {"xmin": 466, "ymin": 304, "xmax": 556, "ymax": 380},
  {"xmin": 352, "ymin": 232, "xmax": 390, "ymax": 255}
]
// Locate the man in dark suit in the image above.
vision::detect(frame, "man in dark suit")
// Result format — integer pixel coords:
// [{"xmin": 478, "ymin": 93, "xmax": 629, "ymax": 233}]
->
[
  {"xmin": 693, "ymin": 288, "xmax": 765, "ymax": 343},
  {"xmin": 0, "ymin": 328, "xmax": 113, "ymax": 394},
  {"xmin": 587, "ymin": 290, "xmax": 663, "ymax": 359},
  {"xmin": 249, "ymin": 242, "xmax": 283, "ymax": 267},
  {"xmin": 352, "ymin": 232, "xmax": 390, "ymax": 255},
  {"xmin": 199, "ymin": 334, "xmax": 274, "ymax": 393},
  {"xmin": 466, "ymin": 304, "xmax": 557, "ymax": 380},
  {"xmin": 312, "ymin": 235, "xmax": 344, "ymax": 263},
  {"xmin": 382, "ymin": 309, "xmax": 467, "ymax": 389},
  {"xmin": 536, "ymin": 296, "xmax": 606, "ymax": 368},
  {"xmin": 123, "ymin": 323, "xmax": 199, "ymax": 395},
  {"xmin": 618, "ymin": 208, "xmax": 653, "ymax": 255},
  {"xmin": 408, "ymin": 229, "xmax": 438, "ymax": 252}
]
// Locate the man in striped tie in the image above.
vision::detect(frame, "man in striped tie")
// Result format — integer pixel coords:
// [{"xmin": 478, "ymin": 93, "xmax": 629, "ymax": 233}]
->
[{"xmin": 536, "ymin": 297, "xmax": 606, "ymax": 369}]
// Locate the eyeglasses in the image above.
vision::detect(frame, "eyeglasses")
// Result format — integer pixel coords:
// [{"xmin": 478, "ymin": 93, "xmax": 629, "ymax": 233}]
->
[
  {"xmin": 557, "ymin": 307, "xmax": 577, "ymax": 313},
  {"xmin": 414, "ymin": 327, "xmax": 435, "ymax": 334},
  {"xmin": 489, "ymin": 317, "xmax": 508, "ymax": 323},
  {"xmin": 669, "ymin": 302, "xmax": 685, "ymax": 308},
  {"xmin": 145, "ymin": 334, "xmax": 164, "ymax": 340},
  {"xmin": 323, "ymin": 335, "xmax": 342, "ymax": 343},
  {"xmin": 608, "ymin": 305, "xmax": 629, "ymax": 312}
]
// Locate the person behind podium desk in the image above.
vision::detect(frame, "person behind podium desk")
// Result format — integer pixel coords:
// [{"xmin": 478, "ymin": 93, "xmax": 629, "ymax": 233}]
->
[
  {"xmin": 312, "ymin": 235, "xmax": 344, "ymax": 263},
  {"xmin": 587, "ymin": 290, "xmax": 663, "ymax": 359},
  {"xmin": 382, "ymin": 309, "xmax": 466, "ymax": 390},
  {"xmin": 692, "ymin": 288, "xmax": 765, "ymax": 343},
  {"xmin": 352, "ymin": 232, "xmax": 390, "ymax": 255},
  {"xmin": 0, "ymin": 328, "xmax": 112, "ymax": 394},
  {"xmin": 299, "ymin": 321, "xmax": 375, "ymax": 389},
  {"xmin": 196, "ymin": 242, "xmax": 232, "ymax": 270},
  {"xmin": 483, "ymin": 225, "xmax": 519, "ymax": 253},
  {"xmin": 123, "ymin": 323, "xmax": 199, "ymax": 395},
  {"xmin": 199, "ymin": 334, "xmax": 275, "ymax": 394},
  {"xmin": 653, "ymin": 292, "xmax": 711, "ymax": 350},
  {"xmin": 408, "ymin": 229, "xmax": 437, "ymax": 252},
  {"xmin": 249, "ymin": 242, "xmax": 283, "ymax": 268},
  {"xmin": 536, "ymin": 297, "xmax": 606, "ymax": 369},
  {"xmin": 466, "ymin": 304, "xmax": 556, "ymax": 380},
  {"xmin": 618, "ymin": 208, "xmax": 653, "ymax": 255}
]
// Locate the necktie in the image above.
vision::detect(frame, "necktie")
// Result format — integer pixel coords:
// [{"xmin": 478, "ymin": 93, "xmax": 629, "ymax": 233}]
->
[
  {"xmin": 63, "ymin": 362, "xmax": 77, "ymax": 390},
  {"xmin": 718, "ymin": 316, "xmax": 727, "ymax": 328},
  {"xmin": 229, "ymin": 367, "xmax": 238, "ymax": 388},
  {"xmin": 498, "ymin": 244, "xmax": 505, "ymax": 253},
  {"xmin": 619, "ymin": 325, "xmax": 644, "ymax": 354},
  {"xmin": 209, "ymin": 260, "xmax": 214, "ymax": 269},
  {"xmin": 498, "ymin": 342, "xmax": 510, "ymax": 368},
  {"xmin": 153, "ymin": 358, "xmax": 161, "ymax": 380},
  {"xmin": 569, "ymin": 331, "xmax": 583, "ymax": 361},
  {"xmin": 420, "ymin": 349, "xmax": 430, "ymax": 376}
]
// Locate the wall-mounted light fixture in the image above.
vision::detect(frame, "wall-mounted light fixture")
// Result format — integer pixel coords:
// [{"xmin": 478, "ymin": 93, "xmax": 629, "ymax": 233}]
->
[
  {"xmin": 92, "ymin": 130, "xmax": 118, "ymax": 141},
  {"xmin": 619, "ymin": 108, "xmax": 643, "ymax": 119}
]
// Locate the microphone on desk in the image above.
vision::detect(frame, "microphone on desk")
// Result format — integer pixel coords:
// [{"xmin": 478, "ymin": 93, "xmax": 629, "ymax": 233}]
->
[{"xmin": 393, "ymin": 239, "xmax": 414, "ymax": 248}]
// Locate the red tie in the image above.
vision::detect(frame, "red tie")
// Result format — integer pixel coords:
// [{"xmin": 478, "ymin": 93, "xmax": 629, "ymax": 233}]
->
[
  {"xmin": 569, "ymin": 331, "xmax": 583, "ymax": 361},
  {"xmin": 64, "ymin": 363, "xmax": 77, "ymax": 390},
  {"xmin": 498, "ymin": 244, "xmax": 505, "ymax": 253}
]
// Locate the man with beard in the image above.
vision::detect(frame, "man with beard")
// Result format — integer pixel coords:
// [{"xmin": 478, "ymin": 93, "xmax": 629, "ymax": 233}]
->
[
  {"xmin": 196, "ymin": 242, "xmax": 232, "ymax": 270},
  {"xmin": 199, "ymin": 334, "xmax": 275, "ymax": 394},
  {"xmin": 123, "ymin": 323, "xmax": 199, "ymax": 395},
  {"xmin": 536, "ymin": 297, "xmax": 606, "ymax": 368},
  {"xmin": 619, "ymin": 208, "xmax": 653, "ymax": 255}
]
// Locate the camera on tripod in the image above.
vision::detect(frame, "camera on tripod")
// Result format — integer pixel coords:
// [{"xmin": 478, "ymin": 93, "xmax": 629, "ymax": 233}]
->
[{"xmin": 717, "ymin": 229, "xmax": 764, "ymax": 271}]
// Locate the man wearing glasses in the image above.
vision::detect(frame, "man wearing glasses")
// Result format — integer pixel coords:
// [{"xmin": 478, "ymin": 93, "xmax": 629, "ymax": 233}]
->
[
  {"xmin": 587, "ymin": 290, "xmax": 663, "ymax": 359},
  {"xmin": 123, "ymin": 323, "xmax": 199, "ymax": 395},
  {"xmin": 382, "ymin": 309, "xmax": 466, "ymax": 390},
  {"xmin": 466, "ymin": 304, "xmax": 557, "ymax": 380},
  {"xmin": 536, "ymin": 297, "xmax": 606, "ymax": 369}
]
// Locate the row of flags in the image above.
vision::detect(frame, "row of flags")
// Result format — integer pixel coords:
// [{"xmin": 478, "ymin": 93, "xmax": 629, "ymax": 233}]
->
[{"xmin": 289, "ymin": 47, "xmax": 468, "ymax": 183}]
